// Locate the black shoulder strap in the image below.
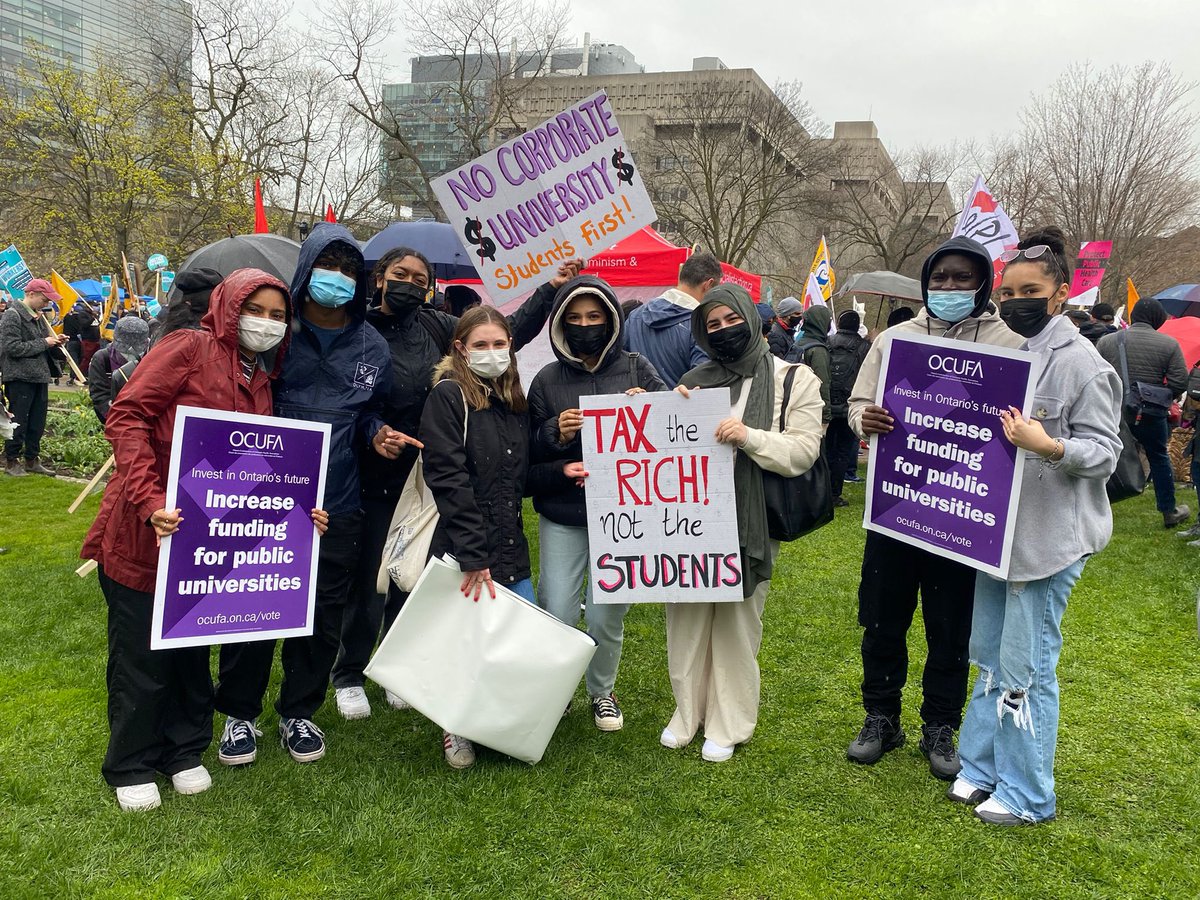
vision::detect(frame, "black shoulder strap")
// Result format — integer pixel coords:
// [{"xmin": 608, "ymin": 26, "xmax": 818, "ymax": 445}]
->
[
  {"xmin": 778, "ymin": 364, "xmax": 799, "ymax": 432},
  {"xmin": 418, "ymin": 308, "xmax": 453, "ymax": 354},
  {"xmin": 627, "ymin": 351, "xmax": 639, "ymax": 386}
]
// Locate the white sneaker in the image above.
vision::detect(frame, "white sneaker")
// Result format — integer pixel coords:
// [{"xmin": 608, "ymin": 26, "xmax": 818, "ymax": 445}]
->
[
  {"xmin": 115, "ymin": 782, "xmax": 161, "ymax": 811},
  {"xmin": 385, "ymin": 690, "xmax": 411, "ymax": 710},
  {"xmin": 946, "ymin": 777, "xmax": 989, "ymax": 805},
  {"xmin": 336, "ymin": 686, "xmax": 372, "ymax": 720},
  {"xmin": 442, "ymin": 732, "xmax": 476, "ymax": 769},
  {"xmin": 170, "ymin": 765, "xmax": 212, "ymax": 795},
  {"xmin": 701, "ymin": 739, "xmax": 734, "ymax": 763},
  {"xmin": 660, "ymin": 727, "xmax": 687, "ymax": 749}
]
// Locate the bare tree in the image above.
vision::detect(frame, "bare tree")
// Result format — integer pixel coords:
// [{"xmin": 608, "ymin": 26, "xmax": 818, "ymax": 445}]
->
[
  {"xmin": 646, "ymin": 77, "xmax": 831, "ymax": 270},
  {"xmin": 819, "ymin": 145, "xmax": 962, "ymax": 277},
  {"xmin": 1021, "ymin": 62, "xmax": 1200, "ymax": 300},
  {"xmin": 325, "ymin": 0, "xmax": 570, "ymax": 220}
]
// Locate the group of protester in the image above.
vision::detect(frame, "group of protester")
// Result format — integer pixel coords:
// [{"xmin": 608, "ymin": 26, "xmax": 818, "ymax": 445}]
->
[{"xmin": 2, "ymin": 220, "xmax": 1191, "ymax": 829}]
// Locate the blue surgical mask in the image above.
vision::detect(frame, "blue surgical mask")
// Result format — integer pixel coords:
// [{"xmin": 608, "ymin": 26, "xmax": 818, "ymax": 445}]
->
[
  {"xmin": 308, "ymin": 268, "xmax": 356, "ymax": 308},
  {"xmin": 926, "ymin": 290, "xmax": 977, "ymax": 323}
]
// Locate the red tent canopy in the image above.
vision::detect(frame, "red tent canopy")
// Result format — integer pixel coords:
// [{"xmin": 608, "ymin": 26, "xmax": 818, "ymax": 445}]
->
[{"xmin": 579, "ymin": 227, "xmax": 689, "ymax": 286}]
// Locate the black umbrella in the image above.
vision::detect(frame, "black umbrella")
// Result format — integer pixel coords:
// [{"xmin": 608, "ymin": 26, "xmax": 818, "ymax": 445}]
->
[
  {"xmin": 363, "ymin": 221, "xmax": 479, "ymax": 280},
  {"xmin": 180, "ymin": 234, "xmax": 302, "ymax": 285}
]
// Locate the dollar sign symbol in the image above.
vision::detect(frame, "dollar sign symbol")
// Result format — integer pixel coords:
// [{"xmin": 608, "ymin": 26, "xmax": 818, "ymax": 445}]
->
[
  {"xmin": 612, "ymin": 147, "xmax": 635, "ymax": 186},
  {"xmin": 464, "ymin": 217, "xmax": 496, "ymax": 263}
]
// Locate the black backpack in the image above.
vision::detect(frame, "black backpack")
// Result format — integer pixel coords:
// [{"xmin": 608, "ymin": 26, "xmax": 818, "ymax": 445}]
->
[
  {"xmin": 826, "ymin": 335, "xmax": 863, "ymax": 416},
  {"xmin": 1187, "ymin": 363, "xmax": 1200, "ymax": 404}
]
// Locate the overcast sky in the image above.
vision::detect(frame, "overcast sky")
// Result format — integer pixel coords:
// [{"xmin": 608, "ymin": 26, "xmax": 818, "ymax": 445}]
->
[{"xmin": 562, "ymin": 0, "xmax": 1200, "ymax": 153}]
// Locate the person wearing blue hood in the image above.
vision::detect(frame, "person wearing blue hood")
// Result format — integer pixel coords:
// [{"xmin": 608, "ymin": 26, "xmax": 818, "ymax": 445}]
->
[
  {"xmin": 214, "ymin": 223, "xmax": 403, "ymax": 767},
  {"xmin": 624, "ymin": 252, "xmax": 722, "ymax": 385},
  {"xmin": 843, "ymin": 236, "xmax": 1024, "ymax": 781},
  {"xmin": 528, "ymin": 275, "xmax": 668, "ymax": 731}
]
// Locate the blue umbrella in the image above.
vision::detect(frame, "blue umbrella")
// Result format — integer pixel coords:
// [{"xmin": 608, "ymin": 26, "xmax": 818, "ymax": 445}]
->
[
  {"xmin": 1152, "ymin": 283, "xmax": 1200, "ymax": 317},
  {"xmin": 362, "ymin": 221, "xmax": 480, "ymax": 281}
]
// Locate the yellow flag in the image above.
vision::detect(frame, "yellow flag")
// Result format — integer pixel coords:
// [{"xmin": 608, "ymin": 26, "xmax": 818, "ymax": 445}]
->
[
  {"xmin": 1126, "ymin": 278, "xmax": 1139, "ymax": 321},
  {"xmin": 808, "ymin": 236, "xmax": 835, "ymax": 301},
  {"xmin": 47, "ymin": 270, "xmax": 81, "ymax": 334},
  {"xmin": 100, "ymin": 275, "xmax": 120, "ymax": 341}
]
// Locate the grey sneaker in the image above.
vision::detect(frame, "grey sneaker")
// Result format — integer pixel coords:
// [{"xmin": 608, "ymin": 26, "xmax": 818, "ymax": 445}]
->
[
  {"xmin": 1176, "ymin": 524, "xmax": 1200, "ymax": 538},
  {"xmin": 847, "ymin": 712, "xmax": 905, "ymax": 764},
  {"xmin": 919, "ymin": 723, "xmax": 961, "ymax": 781},
  {"xmin": 5, "ymin": 457, "xmax": 25, "ymax": 477},
  {"xmin": 1163, "ymin": 505, "xmax": 1191, "ymax": 529}
]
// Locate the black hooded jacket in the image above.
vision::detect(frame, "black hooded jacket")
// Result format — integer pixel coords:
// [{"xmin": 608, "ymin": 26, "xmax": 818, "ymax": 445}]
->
[
  {"xmin": 528, "ymin": 276, "xmax": 668, "ymax": 528},
  {"xmin": 360, "ymin": 278, "xmax": 559, "ymax": 496}
]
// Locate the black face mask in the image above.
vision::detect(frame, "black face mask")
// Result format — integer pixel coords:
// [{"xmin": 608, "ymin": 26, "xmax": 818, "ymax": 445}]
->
[
  {"xmin": 1000, "ymin": 297, "xmax": 1053, "ymax": 338},
  {"xmin": 707, "ymin": 322, "xmax": 752, "ymax": 362},
  {"xmin": 783, "ymin": 317, "xmax": 801, "ymax": 331},
  {"xmin": 563, "ymin": 322, "xmax": 610, "ymax": 358},
  {"xmin": 383, "ymin": 280, "xmax": 427, "ymax": 315}
]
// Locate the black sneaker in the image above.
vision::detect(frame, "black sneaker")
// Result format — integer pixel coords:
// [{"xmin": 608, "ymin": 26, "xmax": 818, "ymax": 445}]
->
[
  {"xmin": 218, "ymin": 717, "xmax": 261, "ymax": 766},
  {"xmin": 833, "ymin": 496, "xmax": 849, "ymax": 508},
  {"xmin": 919, "ymin": 723, "xmax": 961, "ymax": 781},
  {"xmin": 847, "ymin": 712, "xmax": 905, "ymax": 764},
  {"xmin": 591, "ymin": 694, "xmax": 624, "ymax": 732},
  {"xmin": 279, "ymin": 717, "xmax": 325, "ymax": 763}
]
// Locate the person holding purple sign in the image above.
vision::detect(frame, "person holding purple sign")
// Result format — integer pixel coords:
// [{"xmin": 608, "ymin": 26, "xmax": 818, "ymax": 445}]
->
[
  {"xmin": 81, "ymin": 268, "xmax": 329, "ymax": 812},
  {"xmin": 949, "ymin": 228, "xmax": 1120, "ymax": 825},
  {"xmin": 214, "ymin": 225, "xmax": 400, "ymax": 768},
  {"xmin": 845, "ymin": 236, "xmax": 1023, "ymax": 780}
]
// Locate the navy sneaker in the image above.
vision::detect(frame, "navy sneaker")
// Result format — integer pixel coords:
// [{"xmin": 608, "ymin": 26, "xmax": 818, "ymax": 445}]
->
[
  {"xmin": 279, "ymin": 717, "xmax": 325, "ymax": 763},
  {"xmin": 218, "ymin": 717, "xmax": 261, "ymax": 766}
]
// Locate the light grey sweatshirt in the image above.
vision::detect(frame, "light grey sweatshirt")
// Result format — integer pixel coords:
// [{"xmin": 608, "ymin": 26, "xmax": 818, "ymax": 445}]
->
[{"xmin": 1005, "ymin": 314, "xmax": 1122, "ymax": 582}]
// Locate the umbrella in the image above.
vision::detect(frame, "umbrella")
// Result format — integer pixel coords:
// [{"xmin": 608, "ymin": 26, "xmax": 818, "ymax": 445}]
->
[
  {"xmin": 180, "ymin": 234, "xmax": 302, "ymax": 284},
  {"xmin": 1152, "ymin": 283, "xmax": 1200, "ymax": 318},
  {"xmin": 362, "ymin": 221, "xmax": 479, "ymax": 281},
  {"xmin": 833, "ymin": 271, "xmax": 923, "ymax": 302},
  {"xmin": 1159, "ymin": 317, "xmax": 1200, "ymax": 368}
]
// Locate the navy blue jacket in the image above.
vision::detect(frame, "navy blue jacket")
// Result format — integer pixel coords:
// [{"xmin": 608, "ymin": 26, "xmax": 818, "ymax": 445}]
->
[
  {"xmin": 275, "ymin": 223, "xmax": 392, "ymax": 516},
  {"xmin": 623, "ymin": 294, "xmax": 707, "ymax": 386}
]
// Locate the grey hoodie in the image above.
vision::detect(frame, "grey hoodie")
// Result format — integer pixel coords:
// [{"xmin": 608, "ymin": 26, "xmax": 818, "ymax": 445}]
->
[{"xmin": 1005, "ymin": 314, "xmax": 1121, "ymax": 582}]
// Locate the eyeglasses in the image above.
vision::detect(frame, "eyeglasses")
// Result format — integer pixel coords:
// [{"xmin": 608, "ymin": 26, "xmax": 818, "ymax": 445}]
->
[{"xmin": 999, "ymin": 245, "xmax": 1065, "ymax": 281}]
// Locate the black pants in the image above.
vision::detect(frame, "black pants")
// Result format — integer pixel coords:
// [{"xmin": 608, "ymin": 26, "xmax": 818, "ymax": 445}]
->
[
  {"xmin": 100, "ymin": 568, "xmax": 213, "ymax": 787},
  {"xmin": 857, "ymin": 531, "xmax": 975, "ymax": 728},
  {"xmin": 826, "ymin": 417, "xmax": 859, "ymax": 498},
  {"xmin": 333, "ymin": 487, "xmax": 408, "ymax": 688},
  {"xmin": 3, "ymin": 381, "xmax": 48, "ymax": 459},
  {"xmin": 215, "ymin": 510, "xmax": 363, "ymax": 722},
  {"xmin": 1129, "ymin": 413, "xmax": 1176, "ymax": 513}
]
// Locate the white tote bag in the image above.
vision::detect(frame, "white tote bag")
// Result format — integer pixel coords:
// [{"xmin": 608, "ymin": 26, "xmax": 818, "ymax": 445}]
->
[
  {"xmin": 365, "ymin": 556, "xmax": 597, "ymax": 764},
  {"xmin": 377, "ymin": 459, "xmax": 439, "ymax": 594},
  {"xmin": 376, "ymin": 386, "xmax": 469, "ymax": 594}
]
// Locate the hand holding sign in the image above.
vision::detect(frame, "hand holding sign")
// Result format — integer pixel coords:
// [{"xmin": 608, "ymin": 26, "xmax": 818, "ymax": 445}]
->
[
  {"xmin": 860, "ymin": 404, "xmax": 895, "ymax": 435},
  {"xmin": 150, "ymin": 507, "xmax": 184, "ymax": 543},
  {"xmin": 563, "ymin": 461, "xmax": 588, "ymax": 488}
]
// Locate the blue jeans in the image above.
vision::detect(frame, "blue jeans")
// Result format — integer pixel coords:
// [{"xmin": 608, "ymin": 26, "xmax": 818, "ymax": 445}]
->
[
  {"xmin": 536, "ymin": 516, "xmax": 629, "ymax": 698},
  {"xmin": 1130, "ymin": 414, "xmax": 1176, "ymax": 513},
  {"xmin": 958, "ymin": 558, "xmax": 1086, "ymax": 823},
  {"xmin": 509, "ymin": 578, "xmax": 535, "ymax": 604}
]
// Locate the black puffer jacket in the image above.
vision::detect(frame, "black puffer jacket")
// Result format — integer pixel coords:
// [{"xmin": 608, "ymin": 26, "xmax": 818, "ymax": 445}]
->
[
  {"xmin": 361, "ymin": 280, "xmax": 558, "ymax": 496},
  {"xmin": 528, "ymin": 276, "xmax": 668, "ymax": 528},
  {"xmin": 420, "ymin": 376, "xmax": 532, "ymax": 585},
  {"xmin": 767, "ymin": 320, "xmax": 795, "ymax": 359}
]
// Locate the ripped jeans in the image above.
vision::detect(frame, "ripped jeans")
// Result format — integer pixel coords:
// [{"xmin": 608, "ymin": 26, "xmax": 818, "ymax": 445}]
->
[{"xmin": 958, "ymin": 558, "xmax": 1086, "ymax": 822}]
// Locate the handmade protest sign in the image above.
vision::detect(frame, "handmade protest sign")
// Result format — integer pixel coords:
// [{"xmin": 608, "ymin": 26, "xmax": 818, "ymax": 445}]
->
[
  {"xmin": 1069, "ymin": 240, "xmax": 1112, "ymax": 298},
  {"xmin": 580, "ymin": 389, "xmax": 741, "ymax": 604},
  {"xmin": 863, "ymin": 334, "xmax": 1040, "ymax": 579},
  {"xmin": 431, "ymin": 91, "xmax": 657, "ymax": 304},
  {"xmin": 152, "ymin": 407, "xmax": 330, "ymax": 649}
]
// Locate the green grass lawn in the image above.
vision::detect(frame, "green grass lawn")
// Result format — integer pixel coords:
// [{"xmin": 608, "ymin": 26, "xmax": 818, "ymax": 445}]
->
[{"xmin": 1, "ymin": 476, "xmax": 1198, "ymax": 899}]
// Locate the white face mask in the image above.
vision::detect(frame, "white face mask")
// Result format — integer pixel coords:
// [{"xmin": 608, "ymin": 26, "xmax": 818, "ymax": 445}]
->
[
  {"xmin": 238, "ymin": 315, "xmax": 287, "ymax": 353},
  {"xmin": 466, "ymin": 348, "xmax": 510, "ymax": 379}
]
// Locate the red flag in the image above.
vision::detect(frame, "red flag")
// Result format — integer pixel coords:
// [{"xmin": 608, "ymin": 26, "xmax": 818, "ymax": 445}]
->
[
  {"xmin": 324, "ymin": 203, "xmax": 337, "ymax": 224},
  {"xmin": 253, "ymin": 179, "xmax": 269, "ymax": 234}
]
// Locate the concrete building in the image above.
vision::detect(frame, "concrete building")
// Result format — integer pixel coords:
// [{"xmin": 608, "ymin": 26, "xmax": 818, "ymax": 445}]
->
[{"xmin": 0, "ymin": 0, "xmax": 191, "ymax": 93}]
